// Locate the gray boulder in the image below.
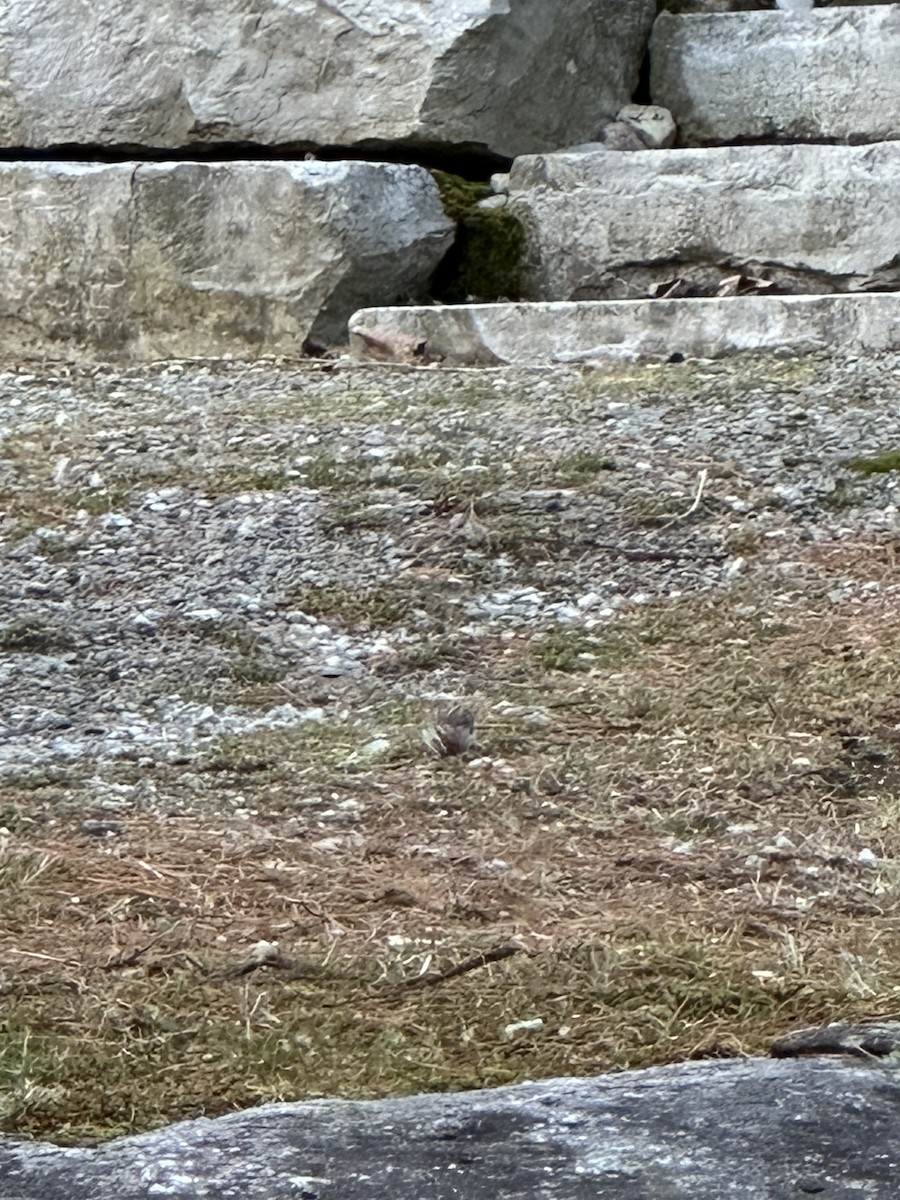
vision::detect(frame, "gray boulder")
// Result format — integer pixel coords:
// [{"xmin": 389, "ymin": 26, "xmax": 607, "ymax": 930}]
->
[
  {"xmin": 0, "ymin": 159, "xmax": 453, "ymax": 359},
  {"xmin": 651, "ymin": 5, "xmax": 900, "ymax": 145},
  {"xmin": 506, "ymin": 142, "xmax": 900, "ymax": 300},
  {"xmin": 2, "ymin": 1058, "xmax": 899, "ymax": 1198},
  {"xmin": 0, "ymin": 0, "xmax": 656, "ymax": 158}
]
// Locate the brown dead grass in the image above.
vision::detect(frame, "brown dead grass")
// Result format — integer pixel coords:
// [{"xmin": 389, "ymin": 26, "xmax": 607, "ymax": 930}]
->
[{"xmin": 5, "ymin": 529, "xmax": 900, "ymax": 1142}]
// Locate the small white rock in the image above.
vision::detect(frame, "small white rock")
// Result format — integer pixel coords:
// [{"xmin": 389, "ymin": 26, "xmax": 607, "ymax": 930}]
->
[{"xmin": 504, "ymin": 1018, "xmax": 543, "ymax": 1039}]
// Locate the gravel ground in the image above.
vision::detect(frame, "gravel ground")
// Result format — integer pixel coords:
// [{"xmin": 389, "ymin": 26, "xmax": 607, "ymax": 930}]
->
[{"xmin": 1, "ymin": 348, "xmax": 898, "ymax": 777}]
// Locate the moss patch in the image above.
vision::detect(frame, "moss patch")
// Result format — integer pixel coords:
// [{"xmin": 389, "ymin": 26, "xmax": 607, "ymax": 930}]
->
[
  {"xmin": 430, "ymin": 170, "xmax": 526, "ymax": 303},
  {"xmin": 846, "ymin": 450, "xmax": 900, "ymax": 475}
]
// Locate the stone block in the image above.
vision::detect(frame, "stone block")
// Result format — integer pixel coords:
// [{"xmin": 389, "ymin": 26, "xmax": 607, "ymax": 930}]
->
[
  {"xmin": 0, "ymin": 159, "xmax": 453, "ymax": 360},
  {"xmin": 0, "ymin": 0, "xmax": 656, "ymax": 158},
  {"xmin": 506, "ymin": 143, "xmax": 900, "ymax": 300},
  {"xmin": 651, "ymin": 6, "xmax": 900, "ymax": 145}
]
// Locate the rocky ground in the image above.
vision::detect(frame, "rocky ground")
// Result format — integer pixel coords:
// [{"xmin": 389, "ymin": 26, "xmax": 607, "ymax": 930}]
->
[{"xmin": 3, "ymin": 347, "xmax": 900, "ymax": 1142}]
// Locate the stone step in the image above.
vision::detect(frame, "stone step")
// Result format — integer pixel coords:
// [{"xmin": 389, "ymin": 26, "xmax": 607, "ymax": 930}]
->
[
  {"xmin": 501, "ymin": 141, "xmax": 899, "ymax": 301},
  {"xmin": 348, "ymin": 293, "xmax": 900, "ymax": 365},
  {"xmin": 651, "ymin": 5, "xmax": 900, "ymax": 145},
  {"xmin": 0, "ymin": 160, "xmax": 452, "ymax": 361}
]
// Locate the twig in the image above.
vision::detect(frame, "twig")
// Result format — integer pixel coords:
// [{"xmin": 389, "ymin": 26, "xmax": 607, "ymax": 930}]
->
[
  {"xmin": 660, "ymin": 468, "xmax": 709, "ymax": 529},
  {"xmin": 101, "ymin": 931, "xmax": 167, "ymax": 971},
  {"xmin": 401, "ymin": 943, "xmax": 523, "ymax": 990},
  {"xmin": 587, "ymin": 540, "xmax": 724, "ymax": 563}
]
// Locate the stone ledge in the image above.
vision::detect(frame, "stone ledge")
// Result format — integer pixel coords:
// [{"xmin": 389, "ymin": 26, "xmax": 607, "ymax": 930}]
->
[{"xmin": 349, "ymin": 293, "xmax": 900, "ymax": 366}]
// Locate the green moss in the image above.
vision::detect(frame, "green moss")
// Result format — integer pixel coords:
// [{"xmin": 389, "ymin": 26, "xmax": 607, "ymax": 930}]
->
[
  {"xmin": 846, "ymin": 451, "xmax": 900, "ymax": 475},
  {"xmin": 431, "ymin": 170, "xmax": 493, "ymax": 222},
  {"xmin": 455, "ymin": 207, "xmax": 526, "ymax": 301},
  {"xmin": 430, "ymin": 170, "xmax": 526, "ymax": 303}
]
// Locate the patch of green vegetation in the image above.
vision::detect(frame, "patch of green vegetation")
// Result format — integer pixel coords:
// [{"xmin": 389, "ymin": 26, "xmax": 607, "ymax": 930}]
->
[
  {"xmin": 222, "ymin": 468, "xmax": 291, "ymax": 493},
  {"xmin": 486, "ymin": 515, "xmax": 565, "ymax": 563},
  {"xmin": 429, "ymin": 170, "xmax": 527, "ymax": 303},
  {"xmin": 383, "ymin": 638, "xmax": 466, "ymax": 674},
  {"xmin": 186, "ymin": 620, "xmax": 287, "ymax": 694},
  {"xmin": 229, "ymin": 656, "xmax": 286, "ymax": 686},
  {"xmin": 323, "ymin": 502, "xmax": 392, "ymax": 534},
  {"xmin": 300, "ymin": 455, "xmax": 372, "ymax": 492},
  {"xmin": 621, "ymin": 493, "xmax": 679, "ymax": 528},
  {"xmin": 846, "ymin": 451, "xmax": 900, "ymax": 475},
  {"xmin": 452, "ymin": 207, "xmax": 526, "ymax": 302},
  {"xmin": 193, "ymin": 620, "xmax": 261, "ymax": 656},
  {"xmin": 547, "ymin": 451, "xmax": 617, "ymax": 485},
  {"xmin": 288, "ymin": 580, "xmax": 447, "ymax": 631},
  {"xmin": 722, "ymin": 529, "xmax": 763, "ymax": 558},
  {"xmin": 0, "ymin": 928, "xmax": 886, "ymax": 1143},
  {"xmin": 431, "ymin": 171, "xmax": 493, "ymax": 222},
  {"xmin": 196, "ymin": 720, "xmax": 356, "ymax": 778},
  {"xmin": 0, "ymin": 620, "xmax": 77, "ymax": 654},
  {"xmin": 536, "ymin": 629, "xmax": 604, "ymax": 673},
  {"xmin": 61, "ymin": 487, "xmax": 134, "ymax": 515}
]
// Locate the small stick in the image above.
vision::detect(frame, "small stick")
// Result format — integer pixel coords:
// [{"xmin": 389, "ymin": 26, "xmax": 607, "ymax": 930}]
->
[
  {"xmin": 402, "ymin": 943, "xmax": 522, "ymax": 990},
  {"xmin": 101, "ymin": 933, "xmax": 165, "ymax": 971},
  {"xmin": 660, "ymin": 468, "xmax": 709, "ymax": 528}
]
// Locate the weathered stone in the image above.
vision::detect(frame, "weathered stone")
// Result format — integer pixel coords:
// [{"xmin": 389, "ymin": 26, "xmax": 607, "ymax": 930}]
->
[
  {"xmin": 565, "ymin": 103, "xmax": 677, "ymax": 153},
  {"xmin": 0, "ymin": 160, "xmax": 453, "ymax": 360},
  {"xmin": 349, "ymin": 294, "xmax": 900, "ymax": 365},
  {"xmin": 0, "ymin": 0, "xmax": 656, "ymax": 159},
  {"xmin": 651, "ymin": 6, "xmax": 900, "ymax": 145},
  {"xmin": 2, "ymin": 1059, "xmax": 900, "ymax": 1198},
  {"xmin": 506, "ymin": 143, "xmax": 900, "ymax": 300}
]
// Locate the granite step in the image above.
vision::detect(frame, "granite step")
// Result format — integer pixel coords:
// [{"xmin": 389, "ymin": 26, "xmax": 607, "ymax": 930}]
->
[{"xmin": 349, "ymin": 293, "xmax": 900, "ymax": 366}]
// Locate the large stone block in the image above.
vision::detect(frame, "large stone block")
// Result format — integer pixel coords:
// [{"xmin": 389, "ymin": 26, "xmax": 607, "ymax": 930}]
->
[
  {"xmin": 0, "ymin": 1, "xmax": 656, "ymax": 158},
  {"xmin": 2, "ymin": 1059, "xmax": 900, "ymax": 1198},
  {"xmin": 0, "ymin": 159, "xmax": 453, "ymax": 360},
  {"xmin": 506, "ymin": 142, "xmax": 900, "ymax": 300},
  {"xmin": 349, "ymin": 294, "xmax": 900, "ymax": 365},
  {"xmin": 650, "ymin": 6, "xmax": 900, "ymax": 145}
]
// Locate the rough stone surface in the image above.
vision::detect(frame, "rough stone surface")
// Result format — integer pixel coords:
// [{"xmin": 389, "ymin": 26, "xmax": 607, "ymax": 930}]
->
[
  {"xmin": 506, "ymin": 143, "xmax": 900, "ymax": 300},
  {"xmin": 0, "ymin": 0, "xmax": 655, "ymax": 158},
  {"xmin": 0, "ymin": 160, "xmax": 453, "ymax": 359},
  {"xmin": 350, "ymin": 293, "xmax": 900, "ymax": 365},
  {"xmin": 651, "ymin": 6, "xmax": 900, "ymax": 145},
  {"xmin": 2, "ymin": 1059, "xmax": 900, "ymax": 1198}
]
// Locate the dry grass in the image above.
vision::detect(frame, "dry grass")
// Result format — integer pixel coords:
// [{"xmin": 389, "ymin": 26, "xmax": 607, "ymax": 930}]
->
[
  {"xmin": 4, "ymin": 533, "xmax": 900, "ymax": 1143},
  {"xmin": 2, "ymin": 350, "xmax": 899, "ymax": 1143}
]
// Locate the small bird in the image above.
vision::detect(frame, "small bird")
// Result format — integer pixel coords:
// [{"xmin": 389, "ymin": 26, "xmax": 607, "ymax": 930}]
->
[
  {"xmin": 438, "ymin": 707, "xmax": 476, "ymax": 756},
  {"xmin": 422, "ymin": 706, "xmax": 477, "ymax": 757}
]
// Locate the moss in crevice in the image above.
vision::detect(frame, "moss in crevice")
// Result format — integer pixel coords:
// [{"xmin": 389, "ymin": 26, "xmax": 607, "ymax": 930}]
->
[
  {"xmin": 430, "ymin": 170, "xmax": 526, "ymax": 303},
  {"xmin": 431, "ymin": 170, "xmax": 493, "ymax": 222}
]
